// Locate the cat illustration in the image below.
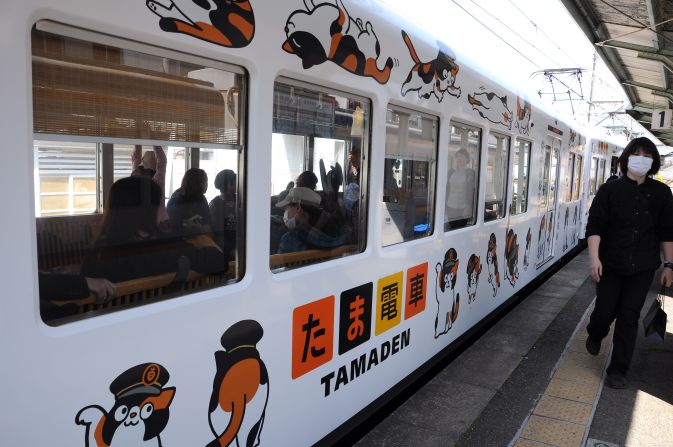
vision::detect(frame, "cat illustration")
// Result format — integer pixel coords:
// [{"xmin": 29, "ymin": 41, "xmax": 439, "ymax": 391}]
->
[
  {"xmin": 515, "ymin": 97, "xmax": 531, "ymax": 135},
  {"xmin": 486, "ymin": 233, "xmax": 500, "ymax": 297},
  {"xmin": 537, "ymin": 215, "xmax": 546, "ymax": 261},
  {"xmin": 546, "ymin": 211, "xmax": 554, "ymax": 249},
  {"xmin": 206, "ymin": 320, "xmax": 269, "ymax": 447},
  {"xmin": 466, "ymin": 254, "xmax": 482, "ymax": 303},
  {"xmin": 523, "ymin": 227, "xmax": 531, "ymax": 271},
  {"xmin": 572, "ymin": 206, "xmax": 578, "ymax": 245},
  {"xmin": 468, "ymin": 90, "xmax": 512, "ymax": 129},
  {"xmin": 76, "ymin": 363, "xmax": 175, "ymax": 447},
  {"xmin": 563, "ymin": 207, "xmax": 570, "ymax": 251},
  {"xmin": 504, "ymin": 207, "xmax": 519, "ymax": 287},
  {"xmin": 400, "ymin": 30, "xmax": 461, "ymax": 102},
  {"xmin": 282, "ymin": 0, "xmax": 393, "ymax": 84},
  {"xmin": 434, "ymin": 248, "xmax": 460, "ymax": 338},
  {"xmin": 146, "ymin": 0, "xmax": 255, "ymax": 48}
]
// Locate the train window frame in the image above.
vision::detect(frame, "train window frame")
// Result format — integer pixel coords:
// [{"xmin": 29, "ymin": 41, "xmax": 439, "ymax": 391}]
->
[
  {"xmin": 589, "ymin": 156, "xmax": 598, "ymax": 195},
  {"xmin": 381, "ymin": 104, "xmax": 439, "ymax": 247},
  {"xmin": 32, "ymin": 23, "xmax": 248, "ymax": 325},
  {"xmin": 269, "ymin": 77, "xmax": 371, "ymax": 270},
  {"xmin": 511, "ymin": 138, "xmax": 531, "ymax": 215},
  {"xmin": 445, "ymin": 120, "xmax": 482, "ymax": 232},
  {"xmin": 484, "ymin": 131, "xmax": 511, "ymax": 222},
  {"xmin": 565, "ymin": 152, "xmax": 576, "ymax": 203},
  {"xmin": 572, "ymin": 154, "xmax": 583, "ymax": 201}
]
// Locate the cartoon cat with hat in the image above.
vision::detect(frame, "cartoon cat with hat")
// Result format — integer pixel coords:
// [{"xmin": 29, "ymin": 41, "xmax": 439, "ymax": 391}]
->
[
  {"xmin": 75, "ymin": 363, "xmax": 175, "ymax": 447},
  {"xmin": 206, "ymin": 319, "xmax": 269, "ymax": 447}
]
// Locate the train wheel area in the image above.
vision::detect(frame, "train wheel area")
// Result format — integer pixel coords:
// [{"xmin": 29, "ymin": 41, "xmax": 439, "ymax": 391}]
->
[{"xmin": 342, "ymin": 250, "xmax": 673, "ymax": 447}]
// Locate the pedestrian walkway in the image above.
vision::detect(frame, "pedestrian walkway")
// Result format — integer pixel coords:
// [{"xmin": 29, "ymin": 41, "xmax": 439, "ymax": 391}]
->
[
  {"xmin": 352, "ymin": 250, "xmax": 673, "ymax": 447},
  {"xmin": 512, "ymin": 309, "xmax": 613, "ymax": 447}
]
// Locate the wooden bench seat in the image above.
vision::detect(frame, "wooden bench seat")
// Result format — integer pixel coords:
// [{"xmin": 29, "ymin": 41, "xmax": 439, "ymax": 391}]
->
[
  {"xmin": 270, "ymin": 244, "xmax": 358, "ymax": 270},
  {"xmin": 51, "ymin": 261, "xmax": 236, "ymax": 314}
]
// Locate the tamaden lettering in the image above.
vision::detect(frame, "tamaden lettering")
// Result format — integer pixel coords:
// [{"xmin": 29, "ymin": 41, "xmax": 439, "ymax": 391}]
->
[
  {"xmin": 338, "ymin": 283, "xmax": 373, "ymax": 355},
  {"xmin": 320, "ymin": 329, "xmax": 411, "ymax": 397},
  {"xmin": 292, "ymin": 296, "xmax": 335, "ymax": 379}
]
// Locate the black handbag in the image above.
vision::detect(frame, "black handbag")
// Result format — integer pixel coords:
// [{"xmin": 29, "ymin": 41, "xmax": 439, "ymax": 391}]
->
[{"xmin": 643, "ymin": 286, "xmax": 667, "ymax": 341}]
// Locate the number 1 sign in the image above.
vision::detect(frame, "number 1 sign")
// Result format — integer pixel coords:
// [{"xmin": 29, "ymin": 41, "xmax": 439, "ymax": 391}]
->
[{"xmin": 652, "ymin": 109, "xmax": 672, "ymax": 130}]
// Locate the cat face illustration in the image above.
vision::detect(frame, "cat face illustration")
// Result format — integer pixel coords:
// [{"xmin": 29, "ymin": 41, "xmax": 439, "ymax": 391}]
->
[
  {"xmin": 401, "ymin": 31, "xmax": 461, "ymax": 102},
  {"xmin": 76, "ymin": 363, "xmax": 175, "ymax": 447}
]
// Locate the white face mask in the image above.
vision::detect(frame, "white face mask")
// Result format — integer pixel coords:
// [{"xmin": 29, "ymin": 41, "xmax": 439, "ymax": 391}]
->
[
  {"xmin": 283, "ymin": 209, "xmax": 297, "ymax": 230},
  {"xmin": 627, "ymin": 155, "xmax": 653, "ymax": 176}
]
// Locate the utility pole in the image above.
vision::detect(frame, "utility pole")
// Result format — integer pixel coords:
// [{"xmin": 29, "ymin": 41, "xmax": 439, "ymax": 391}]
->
[{"xmin": 587, "ymin": 51, "xmax": 598, "ymax": 124}]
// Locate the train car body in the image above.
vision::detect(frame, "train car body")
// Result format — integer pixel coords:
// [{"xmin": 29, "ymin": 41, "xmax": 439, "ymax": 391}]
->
[{"xmin": 0, "ymin": 1, "xmax": 623, "ymax": 445}]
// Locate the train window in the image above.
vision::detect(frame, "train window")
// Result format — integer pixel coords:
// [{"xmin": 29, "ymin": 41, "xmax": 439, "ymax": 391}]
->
[
  {"xmin": 511, "ymin": 139, "xmax": 530, "ymax": 215},
  {"xmin": 382, "ymin": 106, "xmax": 438, "ymax": 246},
  {"xmin": 445, "ymin": 123, "xmax": 480, "ymax": 230},
  {"xmin": 572, "ymin": 155, "xmax": 583, "ymax": 201},
  {"xmin": 589, "ymin": 157, "xmax": 598, "ymax": 195},
  {"xmin": 484, "ymin": 132, "xmax": 510, "ymax": 221},
  {"xmin": 32, "ymin": 25, "xmax": 245, "ymax": 323},
  {"xmin": 565, "ymin": 153, "xmax": 576, "ymax": 203},
  {"xmin": 598, "ymin": 159, "xmax": 606, "ymax": 186},
  {"xmin": 270, "ymin": 80, "xmax": 369, "ymax": 269}
]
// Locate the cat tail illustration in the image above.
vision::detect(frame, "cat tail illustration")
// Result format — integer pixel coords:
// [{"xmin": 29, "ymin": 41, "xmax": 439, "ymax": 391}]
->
[
  {"xmin": 434, "ymin": 262, "xmax": 442, "ymax": 338},
  {"xmin": 401, "ymin": 30, "xmax": 421, "ymax": 64},
  {"xmin": 451, "ymin": 293, "xmax": 460, "ymax": 323},
  {"xmin": 75, "ymin": 405, "xmax": 108, "ymax": 447},
  {"xmin": 205, "ymin": 394, "xmax": 246, "ymax": 447}
]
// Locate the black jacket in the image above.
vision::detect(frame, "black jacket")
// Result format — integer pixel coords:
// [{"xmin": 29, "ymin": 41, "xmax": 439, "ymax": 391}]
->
[{"xmin": 586, "ymin": 176, "xmax": 673, "ymax": 274}]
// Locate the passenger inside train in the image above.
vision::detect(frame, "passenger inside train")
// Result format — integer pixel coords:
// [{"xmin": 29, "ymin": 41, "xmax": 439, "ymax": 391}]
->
[
  {"xmin": 81, "ymin": 176, "xmax": 227, "ymax": 283},
  {"xmin": 167, "ymin": 168, "xmax": 212, "ymax": 237},
  {"xmin": 209, "ymin": 169, "xmax": 237, "ymax": 258},
  {"xmin": 275, "ymin": 187, "xmax": 346, "ymax": 254}
]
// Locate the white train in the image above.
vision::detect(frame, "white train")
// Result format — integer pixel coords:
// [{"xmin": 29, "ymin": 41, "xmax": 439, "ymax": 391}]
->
[{"xmin": 0, "ymin": 0, "xmax": 622, "ymax": 445}]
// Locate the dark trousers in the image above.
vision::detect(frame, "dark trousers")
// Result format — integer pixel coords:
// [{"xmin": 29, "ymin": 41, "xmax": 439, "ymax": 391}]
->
[{"xmin": 587, "ymin": 268, "xmax": 654, "ymax": 376}]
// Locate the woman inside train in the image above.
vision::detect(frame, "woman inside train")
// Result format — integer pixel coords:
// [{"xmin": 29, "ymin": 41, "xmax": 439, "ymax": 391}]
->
[
  {"xmin": 167, "ymin": 168, "xmax": 213, "ymax": 237},
  {"xmin": 445, "ymin": 148, "xmax": 477, "ymax": 229},
  {"xmin": 585, "ymin": 136, "xmax": 673, "ymax": 389},
  {"xmin": 81, "ymin": 176, "xmax": 227, "ymax": 284},
  {"xmin": 209, "ymin": 169, "xmax": 237, "ymax": 258}
]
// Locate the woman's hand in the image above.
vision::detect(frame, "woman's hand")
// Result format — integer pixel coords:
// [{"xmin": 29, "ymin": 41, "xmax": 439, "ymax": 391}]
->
[
  {"xmin": 660, "ymin": 268, "xmax": 673, "ymax": 288},
  {"xmin": 85, "ymin": 277, "xmax": 116, "ymax": 304},
  {"xmin": 590, "ymin": 256, "xmax": 603, "ymax": 283}
]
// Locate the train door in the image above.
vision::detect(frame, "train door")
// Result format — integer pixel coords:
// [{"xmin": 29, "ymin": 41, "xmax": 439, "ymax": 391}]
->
[{"xmin": 537, "ymin": 136, "xmax": 561, "ymax": 266}]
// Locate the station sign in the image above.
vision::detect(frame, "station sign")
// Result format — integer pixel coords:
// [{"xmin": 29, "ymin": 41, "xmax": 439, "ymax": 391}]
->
[{"xmin": 652, "ymin": 109, "xmax": 672, "ymax": 130}]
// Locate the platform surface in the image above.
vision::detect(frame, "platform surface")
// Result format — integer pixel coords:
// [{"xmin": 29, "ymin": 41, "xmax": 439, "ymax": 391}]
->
[{"xmin": 353, "ymin": 250, "xmax": 673, "ymax": 447}]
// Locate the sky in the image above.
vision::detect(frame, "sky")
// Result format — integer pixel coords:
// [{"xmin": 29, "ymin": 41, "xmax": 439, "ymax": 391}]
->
[{"xmin": 381, "ymin": 0, "xmax": 656, "ymax": 146}]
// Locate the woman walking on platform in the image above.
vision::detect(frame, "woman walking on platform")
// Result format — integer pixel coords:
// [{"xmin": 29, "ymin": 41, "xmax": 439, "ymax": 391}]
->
[{"xmin": 585, "ymin": 137, "xmax": 673, "ymax": 389}]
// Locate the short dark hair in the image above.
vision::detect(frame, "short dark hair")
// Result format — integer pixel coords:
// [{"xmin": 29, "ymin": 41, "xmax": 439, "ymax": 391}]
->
[
  {"xmin": 618, "ymin": 137, "xmax": 660, "ymax": 176},
  {"xmin": 296, "ymin": 171, "xmax": 318, "ymax": 190}
]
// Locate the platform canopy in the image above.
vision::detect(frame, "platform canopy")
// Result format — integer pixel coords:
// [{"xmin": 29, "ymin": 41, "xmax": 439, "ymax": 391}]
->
[{"xmin": 561, "ymin": 0, "xmax": 673, "ymax": 146}]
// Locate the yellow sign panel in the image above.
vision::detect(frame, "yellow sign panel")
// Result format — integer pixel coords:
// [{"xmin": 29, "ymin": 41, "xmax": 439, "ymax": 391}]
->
[{"xmin": 375, "ymin": 272, "xmax": 404, "ymax": 335}]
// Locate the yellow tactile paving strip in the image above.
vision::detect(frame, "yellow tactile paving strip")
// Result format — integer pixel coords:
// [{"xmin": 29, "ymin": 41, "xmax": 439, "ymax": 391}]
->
[{"xmin": 513, "ymin": 303, "xmax": 613, "ymax": 447}]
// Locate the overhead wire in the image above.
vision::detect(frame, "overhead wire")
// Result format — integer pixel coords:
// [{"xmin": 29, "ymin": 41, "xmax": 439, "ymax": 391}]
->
[
  {"xmin": 504, "ymin": 0, "xmax": 584, "ymax": 68},
  {"xmin": 503, "ymin": 0, "xmax": 638, "ymax": 128},
  {"xmin": 464, "ymin": 0, "xmax": 561, "ymax": 69},
  {"xmin": 448, "ymin": 0, "xmax": 542, "ymax": 70}
]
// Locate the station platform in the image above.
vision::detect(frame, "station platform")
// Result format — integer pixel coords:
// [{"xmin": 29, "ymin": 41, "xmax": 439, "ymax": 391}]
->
[{"xmin": 351, "ymin": 250, "xmax": 673, "ymax": 447}]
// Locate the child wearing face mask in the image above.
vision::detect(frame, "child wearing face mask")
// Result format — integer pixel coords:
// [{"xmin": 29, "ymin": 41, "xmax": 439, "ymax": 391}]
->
[
  {"xmin": 585, "ymin": 137, "xmax": 673, "ymax": 389},
  {"xmin": 275, "ymin": 187, "xmax": 346, "ymax": 254}
]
